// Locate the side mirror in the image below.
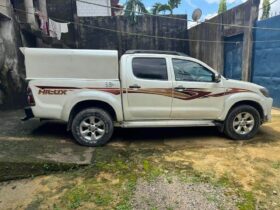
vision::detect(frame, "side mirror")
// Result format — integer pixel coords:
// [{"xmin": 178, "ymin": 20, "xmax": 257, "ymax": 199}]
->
[{"xmin": 214, "ymin": 73, "xmax": 221, "ymax": 83}]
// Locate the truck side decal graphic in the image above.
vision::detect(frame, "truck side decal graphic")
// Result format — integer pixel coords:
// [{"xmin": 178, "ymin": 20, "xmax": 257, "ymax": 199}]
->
[
  {"xmin": 36, "ymin": 86, "xmax": 250, "ymax": 99},
  {"xmin": 126, "ymin": 88, "xmax": 251, "ymax": 100},
  {"xmin": 36, "ymin": 86, "xmax": 121, "ymax": 95},
  {"xmin": 37, "ymin": 86, "xmax": 79, "ymax": 95}
]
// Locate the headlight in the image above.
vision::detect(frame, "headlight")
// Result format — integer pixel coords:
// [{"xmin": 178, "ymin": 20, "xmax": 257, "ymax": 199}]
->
[{"xmin": 260, "ymin": 88, "xmax": 269, "ymax": 97}]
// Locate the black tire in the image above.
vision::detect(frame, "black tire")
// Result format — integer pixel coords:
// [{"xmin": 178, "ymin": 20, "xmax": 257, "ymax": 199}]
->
[
  {"xmin": 71, "ymin": 108, "xmax": 114, "ymax": 147},
  {"xmin": 224, "ymin": 105, "xmax": 261, "ymax": 140}
]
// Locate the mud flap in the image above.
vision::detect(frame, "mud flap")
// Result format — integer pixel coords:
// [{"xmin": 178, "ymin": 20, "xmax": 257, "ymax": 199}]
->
[
  {"xmin": 214, "ymin": 121, "xmax": 224, "ymax": 132},
  {"xmin": 21, "ymin": 107, "xmax": 34, "ymax": 121}
]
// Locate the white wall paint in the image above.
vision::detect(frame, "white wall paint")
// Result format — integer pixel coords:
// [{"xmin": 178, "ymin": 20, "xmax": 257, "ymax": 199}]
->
[{"xmin": 76, "ymin": 0, "xmax": 111, "ymax": 17}]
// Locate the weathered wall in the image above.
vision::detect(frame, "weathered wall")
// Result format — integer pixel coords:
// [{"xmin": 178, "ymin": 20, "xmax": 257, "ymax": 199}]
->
[
  {"xmin": 188, "ymin": 0, "xmax": 259, "ymax": 81},
  {"xmin": 0, "ymin": 0, "xmax": 26, "ymax": 109},
  {"xmin": 42, "ymin": 0, "xmax": 188, "ymax": 55},
  {"xmin": 0, "ymin": 0, "xmax": 10, "ymax": 18},
  {"xmin": 76, "ymin": 15, "xmax": 189, "ymax": 55},
  {"xmin": 252, "ymin": 15, "xmax": 280, "ymax": 107},
  {"xmin": 46, "ymin": 0, "xmax": 76, "ymax": 48}
]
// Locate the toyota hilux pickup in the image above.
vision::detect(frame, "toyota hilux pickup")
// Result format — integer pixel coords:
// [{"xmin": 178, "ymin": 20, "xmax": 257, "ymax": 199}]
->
[{"xmin": 21, "ymin": 48, "xmax": 273, "ymax": 146}]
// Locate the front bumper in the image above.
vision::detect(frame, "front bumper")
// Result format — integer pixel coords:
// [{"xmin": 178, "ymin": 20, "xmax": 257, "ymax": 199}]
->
[
  {"xmin": 21, "ymin": 107, "xmax": 34, "ymax": 121},
  {"xmin": 263, "ymin": 97, "xmax": 273, "ymax": 123}
]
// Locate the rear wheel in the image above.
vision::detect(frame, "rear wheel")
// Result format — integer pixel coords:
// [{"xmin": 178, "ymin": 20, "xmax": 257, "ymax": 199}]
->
[
  {"xmin": 71, "ymin": 108, "xmax": 114, "ymax": 147},
  {"xmin": 224, "ymin": 105, "xmax": 261, "ymax": 140}
]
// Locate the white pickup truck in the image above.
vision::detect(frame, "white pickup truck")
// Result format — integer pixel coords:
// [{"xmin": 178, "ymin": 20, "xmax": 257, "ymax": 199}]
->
[{"xmin": 21, "ymin": 48, "xmax": 273, "ymax": 146}]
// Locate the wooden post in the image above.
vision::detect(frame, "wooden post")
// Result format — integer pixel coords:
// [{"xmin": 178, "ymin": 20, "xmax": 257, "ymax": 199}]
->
[
  {"xmin": 38, "ymin": 0, "xmax": 48, "ymax": 18},
  {"xmin": 242, "ymin": 0, "xmax": 260, "ymax": 81},
  {"xmin": 24, "ymin": 0, "xmax": 37, "ymax": 27}
]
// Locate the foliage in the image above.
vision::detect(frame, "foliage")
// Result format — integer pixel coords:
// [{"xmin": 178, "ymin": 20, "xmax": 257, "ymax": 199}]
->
[
  {"xmin": 218, "ymin": 0, "xmax": 227, "ymax": 14},
  {"xmin": 159, "ymin": 4, "xmax": 173, "ymax": 14},
  {"xmin": 261, "ymin": 0, "xmax": 271, "ymax": 20},
  {"xmin": 151, "ymin": 3, "xmax": 164, "ymax": 14},
  {"xmin": 168, "ymin": 0, "xmax": 181, "ymax": 11},
  {"xmin": 237, "ymin": 191, "xmax": 256, "ymax": 210},
  {"xmin": 63, "ymin": 185, "xmax": 90, "ymax": 209},
  {"xmin": 151, "ymin": 0, "xmax": 182, "ymax": 15},
  {"xmin": 124, "ymin": 0, "xmax": 148, "ymax": 24}
]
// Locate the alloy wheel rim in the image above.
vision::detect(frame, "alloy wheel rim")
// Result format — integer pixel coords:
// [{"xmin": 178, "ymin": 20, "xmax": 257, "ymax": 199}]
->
[
  {"xmin": 79, "ymin": 116, "xmax": 105, "ymax": 142},
  {"xmin": 233, "ymin": 112, "xmax": 255, "ymax": 135}
]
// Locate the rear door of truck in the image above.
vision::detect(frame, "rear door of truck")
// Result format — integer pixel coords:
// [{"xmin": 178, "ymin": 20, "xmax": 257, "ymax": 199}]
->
[{"xmin": 122, "ymin": 54, "xmax": 173, "ymax": 120}]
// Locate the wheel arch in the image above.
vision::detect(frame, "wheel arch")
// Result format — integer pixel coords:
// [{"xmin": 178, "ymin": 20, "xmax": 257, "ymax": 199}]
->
[
  {"xmin": 226, "ymin": 100, "xmax": 264, "ymax": 122},
  {"xmin": 66, "ymin": 100, "xmax": 118, "ymax": 131}
]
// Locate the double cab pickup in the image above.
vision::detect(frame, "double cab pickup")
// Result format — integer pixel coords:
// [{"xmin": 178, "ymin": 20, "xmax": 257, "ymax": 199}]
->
[{"xmin": 21, "ymin": 48, "xmax": 273, "ymax": 146}]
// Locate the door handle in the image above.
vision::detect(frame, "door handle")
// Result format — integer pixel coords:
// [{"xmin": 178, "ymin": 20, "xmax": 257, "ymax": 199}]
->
[
  {"xmin": 129, "ymin": 84, "xmax": 141, "ymax": 89},
  {"xmin": 174, "ymin": 86, "xmax": 186, "ymax": 92}
]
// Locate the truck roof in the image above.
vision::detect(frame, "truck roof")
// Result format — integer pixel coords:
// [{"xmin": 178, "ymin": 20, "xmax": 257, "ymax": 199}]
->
[{"xmin": 125, "ymin": 50, "xmax": 188, "ymax": 57}]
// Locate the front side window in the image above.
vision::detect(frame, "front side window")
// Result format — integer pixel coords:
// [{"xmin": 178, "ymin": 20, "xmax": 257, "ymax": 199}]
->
[
  {"xmin": 132, "ymin": 58, "xmax": 168, "ymax": 80},
  {"xmin": 172, "ymin": 59, "xmax": 214, "ymax": 82}
]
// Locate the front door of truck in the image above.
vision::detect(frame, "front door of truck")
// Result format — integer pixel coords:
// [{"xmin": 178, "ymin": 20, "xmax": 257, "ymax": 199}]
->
[
  {"xmin": 123, "ymin": 56, "xmax": 173, "ymax": 120},
  {"xmin": 170, "ymin": 58, "xmax": 225, "ymax": 119}
]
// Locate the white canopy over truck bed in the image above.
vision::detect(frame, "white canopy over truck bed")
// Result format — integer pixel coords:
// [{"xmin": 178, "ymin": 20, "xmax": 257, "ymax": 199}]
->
[{"xmin": 20, "ymin": 48, "xmax": 119, "ymax": 80}]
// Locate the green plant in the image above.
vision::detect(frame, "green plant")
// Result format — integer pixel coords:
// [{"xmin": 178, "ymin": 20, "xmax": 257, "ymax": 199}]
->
[
  {"xmin": 237, "ymin": 191, "xmax": 256, "ymax": 210},
  {"xmin": 143, "ymin": 160, "xmax": 150, "ymax": 171},
  {"xmin": 93, "ymin": 193, "xmax": 112, "ymax": 206},
  {"xmin": 272, "ymin": 161, "xmax": 280, "ymax": 169},
  {"xmin": 63, "ymin": 185, "xmax": 90, "ymax": 209},
  {"xmin": 262, "ymin": 0, "xmax": 271, "ymax": 19},
  {"xmin": 116, "ymin": 203, "xmax": 131, "ymax": 210},
  {"xmin": 151, "ymin": 3, "xmax": 163, "ymax": 14},
  {"xmin": 151, "ymin": 0, "xmax": 182, "ymax": 15},
  {"xmin": 53, "ymin": 204, "xmax": 62, "ymax": 210},
  {"xmin": 218, "ymin": 0, "xmax": 227, "ymax": 14},
  {"xmin": 168, "ymin": 0, "xmax": 181, "ymax": 14},
  {"xmin": 124, "ymin": 0, "xmax": 148, "ymax": 24}
]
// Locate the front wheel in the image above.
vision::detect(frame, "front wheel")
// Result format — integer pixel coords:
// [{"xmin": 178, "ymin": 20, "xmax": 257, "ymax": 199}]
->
[
  {"xmin": 71, "ymin": 108, "xmax": 114, "ymax": 147},
  {"xmin": 224, "ymin": 105, "xmax": 261, "ymax": 140}
]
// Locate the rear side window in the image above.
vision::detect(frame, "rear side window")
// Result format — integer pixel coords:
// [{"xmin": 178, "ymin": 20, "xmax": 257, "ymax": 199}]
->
[{"xmin": 132, "ymin": 58, "xmax": 168, "ymax": 80}]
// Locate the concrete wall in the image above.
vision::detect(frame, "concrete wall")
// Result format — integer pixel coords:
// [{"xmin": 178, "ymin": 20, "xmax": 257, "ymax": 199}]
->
[
  {"xmin": 76, "ymin": 15, "xmax": 189, "ymax": 55},
  {"xmin": 0, "ymin": 0, "xmax": 11, "ymax": 18},
  {"xmin": 44, "ymin": 0, "xmax": 188, "ymax": 55},
  {"xmin": 0, "ymin": 0, "xmax": 26, "ymax": 109},
  {"xmin": 46, "ymin": 0, "xmax": 76, "ymax": 48},
  {"xmin": 188, "ymin": 0, "xmax": 259, "ymax": 81},
  {"xmin": 252, "ymin": 15, "xmax": 280, "ymax": 107}
]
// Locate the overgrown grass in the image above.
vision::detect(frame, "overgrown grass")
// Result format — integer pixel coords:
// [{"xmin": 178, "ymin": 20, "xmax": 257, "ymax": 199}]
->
[
  {"xmin": 236, "ymin": 191, "xmax": 256, "ymax": 210},
  {"xmin": 26, "ymin": 147, "xmax": 260, "ymax": 210},
  {"xmin": 63, "ymin": 185, "xmax": 90, "ymax": 209},
  {"xmin": 272, "ymin": 161, "xmax": 280, "ymax": 169}
]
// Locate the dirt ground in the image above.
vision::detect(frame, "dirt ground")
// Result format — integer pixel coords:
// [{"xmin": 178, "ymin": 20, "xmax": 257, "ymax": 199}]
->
[{"xmin": 0, "ymin": 109, "xmax": 280, "ymax": 210}]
